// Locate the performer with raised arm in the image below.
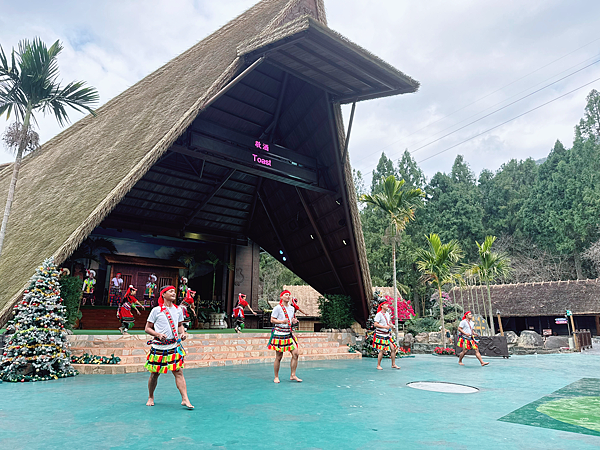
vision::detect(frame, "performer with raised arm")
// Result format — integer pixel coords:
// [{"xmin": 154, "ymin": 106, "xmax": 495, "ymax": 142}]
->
[
  {"xmin": 117, "ymin": 285, "xmax": 145, "ymax": 334},
  {"xmin": 232, "ymin": 293, "xmax": 257, "ymax": 333},
  {"xmin": 373, "ymin": 298, "xmax": 400, "ymax": 370},
  {"xmin": 179, "ymin": 288, "xmax": 196, "ymax": 331},
  {"xmin": 457, "ymin": 311, "xmax": 489, "ymax": 367},
  {"xmin": 268, "ymin": 290, "xmax": 301, "ymax": 383},
  {"xmin": 144, "ymin": 285, "xmax": 194, "ymax": 409}
]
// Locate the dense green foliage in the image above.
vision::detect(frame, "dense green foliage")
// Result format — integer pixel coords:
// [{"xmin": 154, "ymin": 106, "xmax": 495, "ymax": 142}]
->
[
  {"xmin": 356, "ymin": 90, "xmax": 600, "ymax": 313},
  {"xmin": 59, "ymin": 275, "xmax": 82, "ymax": 329},
  {"xmin": 317, "ymin": 294, "xmax": 354, "ymax": 329}
]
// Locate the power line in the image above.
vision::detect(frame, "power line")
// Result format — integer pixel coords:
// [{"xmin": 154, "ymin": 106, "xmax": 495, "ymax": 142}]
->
[
  {"xmin": 417, "ymin": 76, "xmax": 600, "ymax": 164},
  {"xmin": 392, "ymin": 54, "xmax": 600, "ymax": 158},
  {"xmin": 406, "ymin": 59, "xmax": 600, "ymax": 156},
  {"xmin": 352, "ymin": 36, "xmax": 600, "ymax": 166}
]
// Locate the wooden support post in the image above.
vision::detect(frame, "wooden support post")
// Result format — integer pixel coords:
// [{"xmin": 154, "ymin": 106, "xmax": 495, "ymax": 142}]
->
[
  {"xmin": 570, "ymin": 314, "xmax": 579, "ymax": 351},
  {"xmin": 497, "ymin": 312, "xmax": 504, "ymax": 336},
  {"xmin": 595, "ymin": 315, "xmax": 600, "ymax": 337}
]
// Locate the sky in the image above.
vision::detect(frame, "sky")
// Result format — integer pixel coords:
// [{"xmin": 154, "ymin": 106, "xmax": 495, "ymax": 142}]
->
[{"xmin": 1, "ymin": 0, "xmax": 600, "ymax": 187}]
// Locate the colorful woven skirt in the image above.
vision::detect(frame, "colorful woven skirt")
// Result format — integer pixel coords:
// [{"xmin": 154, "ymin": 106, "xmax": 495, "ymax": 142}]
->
[
  {"xmin": 457, "ymin": 335, "xmax": 478, "ymax": 350},
  {"xmin": 373, "ymin": 333, "xmax": 397, "ymax": 352},
  {"xmin": 145, "ymin": 346, "xmax": 185, "ymax": 373},
  {"xmin": 268, "ymin": 333, "xmax": 297, "ymax": 352}
]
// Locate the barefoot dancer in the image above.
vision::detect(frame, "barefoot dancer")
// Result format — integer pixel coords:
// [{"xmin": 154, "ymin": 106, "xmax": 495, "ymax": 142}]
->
[
  {"xmin": 457, "ymin": 311, "xmax": 489, "ymax": 367},
  {"xmin": 117, "ymin": 286, "xmax": 144, "ymax": 334},
  {"xmin": 232, "ymin": 293, "xmax": 257, "ymax": 333},
  {"xmin": 144, "ymin": 286, "xmax": 194, "ymax": 409},
  {"xmin": 373, "ymin": 298, "xmax": 400, "ymax": 370},
  {"xmin": 268, "ymin": 290, "xmax": 301, "ymax": 383}
]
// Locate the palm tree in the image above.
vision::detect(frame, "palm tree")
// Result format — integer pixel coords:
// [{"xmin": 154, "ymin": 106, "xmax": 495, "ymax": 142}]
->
[
  {"xmin": 416, "ymin": 234, "xmax": 463, "ymax": 347},
  {"xmin": 67, "ymin": 237, "xmax": 117, "ymax": 270},
  {"xmin": 0, "ymin": 38, "xmax": 99, "ymax": 257},
  {"xmin": 360, "ymin": 175, "xmax": 424, "ymax": 341},
  {"xmin": 469, "ymin": 236, "xmax": 511, "ymax": 335},
  {"xmin": 202, "ymin": 251, "xmax": 233, "ymax": 309}
]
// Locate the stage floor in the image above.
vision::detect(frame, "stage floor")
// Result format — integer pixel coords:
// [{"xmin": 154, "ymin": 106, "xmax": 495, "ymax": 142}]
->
[{"xmin": 1, "ymin": 354, "xmax": 600, "ymax": 449}]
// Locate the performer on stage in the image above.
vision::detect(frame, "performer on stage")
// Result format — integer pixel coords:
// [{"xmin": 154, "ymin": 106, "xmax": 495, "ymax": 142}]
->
[
  {"xmin": 457, "ymin": 311, "xmax": 489, "ymax": 367},
  {"xmin": 268, "ymin": 290, "xmax": 301, "ymax": 383},
  {"xmin": 289, "ymin": 296, "xmax": 308, "ymax": 330},
  {"xmin": 81, "ymin": 270, "xmax": 96, "ymax": 306},
  {"xmin": 144, "ymin": 274, "xmax": 157, "ymax": 307},
  {"xmin": 109, "ymin": 272, "xmax": 124, "ymax": 306},
  {"xmin": 144, "ymin": 286, "xmax": 193, "ymax": 409},
  {"xmin": 232, "ymin": 293, "xmax": 257, "ymax": 333},
  {"xmin": 178, "ymin": 277, "xmax": 188, "ymax": 302},
  {"xmin": 179, "ymin": 288, "xmax": 196, "ymax": 331},
  {"xmin": 117, "ymin": 286, "xmax": 145, "ymax": 334},
  {"xmin": 373, "ymin": 298, "xmax": 400, "ymax": 370}
]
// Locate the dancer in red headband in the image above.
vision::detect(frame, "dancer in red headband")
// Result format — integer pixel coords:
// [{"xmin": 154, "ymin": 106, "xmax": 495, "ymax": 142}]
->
[
  {"xmin": 144, "ymin": 285, "xmax": 194, "ymax": 409},
  {"xmin": 268, "ymin": 290, "xmax": 301, "ymax": 383},
  {"xmin": 373, "ymin": 298, "xmax": 400, "ymax": 370},
  {"xmin": 457, "ymin": 311, "xmax": 489, "ymax": 367},
  {"xmin": 117, "ymin": 285, "xmax": 145, "ymax": 334},
  {"xmin": 232, "ymin": 293, "xmax": 257, "ymax": 333}
]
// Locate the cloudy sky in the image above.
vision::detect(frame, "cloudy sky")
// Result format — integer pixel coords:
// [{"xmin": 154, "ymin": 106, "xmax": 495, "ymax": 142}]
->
[{"xmin": 2, "ymin": 0, "xmax": 600, "ymax": 186}]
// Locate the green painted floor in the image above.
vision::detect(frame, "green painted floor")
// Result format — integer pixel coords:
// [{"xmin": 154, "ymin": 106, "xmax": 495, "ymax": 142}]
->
[{"xmin": 1, "ymin": 353, "xmax": 600, "ymax": 449}]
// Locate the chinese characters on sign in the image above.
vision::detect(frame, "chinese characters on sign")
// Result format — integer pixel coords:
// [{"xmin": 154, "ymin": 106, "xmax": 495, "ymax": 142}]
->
[
  {"xmin": 255, "ymin": 141, "xmax": 269, "ymax": 151},
  {"xmin": 253, "ymin": 140, "xmax": 271, "ymax": 167}
]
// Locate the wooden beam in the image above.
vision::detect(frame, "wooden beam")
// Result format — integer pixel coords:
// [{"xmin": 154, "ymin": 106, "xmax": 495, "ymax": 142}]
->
[
  {"xmin": 220, "ymin": 92, "xmax": 274, "ymax": 118},
  {"xmin": 295, "ymin": 42, "xmax": 376, "ymax": 90},
  {"xmin": 183, "ymin": 169, "xmax": 235, "ymax": 227},
  {"xmin": 278, "ymin": 48, "xmax": 360, "ymax": 94},
  {"xmin": 296, "ymin": 187, "xmax": 346, "ymax": 295},
  {"xmin": 267, "ymin": 72, "xmax": 289, "ymax": 141},
  {"xmin": 264, "ymin": 59, "xmax": 339, "ymax": 97},
  {"xmin": 208, "ymin": 104, "xmax": 265, "ymax": 129},
  {"xmin": 341, "ymin": 101, "xmax": 356, "ymax": 163},
  {"xmin": 307, "ymin": 37, "xmax": 396, "ymax": 90},
  {"xmin": 257, "ymin": 191, "xmax": 294, "ymax": 270},
  {"xmin": 129, "ymin": 186, "xmax": 197, "ymax": 203},
  {"xmin": 326, "ymin": 94, "xmax": 369, "ymax": 322},
  {"xmin": 245, "ymin": 178, "xmax": 263, "ymax": 235},
  {"xmin": 238, "ymin": 80, "xmax": 278, "ymax": 101},
  {"xmin": 280, "ymin": 92, "xmax": 323, "ymax": 142},
  {"xmin": 170, "ymin": 144, "xmax": 335, "ymax": 195}
]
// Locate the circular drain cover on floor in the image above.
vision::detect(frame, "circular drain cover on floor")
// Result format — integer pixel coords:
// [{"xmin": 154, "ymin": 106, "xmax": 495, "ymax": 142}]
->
[{"xmin": 407, "ymin": 381, "xmax": 479, "ymax": 393}]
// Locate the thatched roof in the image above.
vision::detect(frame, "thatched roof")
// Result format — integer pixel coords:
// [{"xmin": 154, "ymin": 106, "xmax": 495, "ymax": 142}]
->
[
  {"xmin": 284, "ymin": 285, "xmax": 399, "ymax": 317},
  {"xmin": 449, "ymin": 279, "xmax": 600, "ymax": 317},
  {"xmin": 0, "ymin": 0, "xmax": 418, "ymax": 326}
]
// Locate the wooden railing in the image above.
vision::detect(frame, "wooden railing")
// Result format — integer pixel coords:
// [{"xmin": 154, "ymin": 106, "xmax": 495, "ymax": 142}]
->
[{"xmin": 574, "ymin": 329, "xmax": 593, "ymax": 350}]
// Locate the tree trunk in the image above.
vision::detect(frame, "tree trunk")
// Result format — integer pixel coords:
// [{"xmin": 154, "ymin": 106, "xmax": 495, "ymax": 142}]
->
[
  {"xmin": 486, "ymin": 282, "xmax": 495, "ymax": 335},
  {"xmin": 0, "ymin": 107, "xmax": 32, "ymax": 259},
  {"xmin": 392, "ymin": 240, "xmax": 399, "ymax": 343},
  {"xmin": 574, "ymin": 250, "xmax": 583, "ymax": 280},
  {"xmin": 437, "ymin": 282, "xmax": 446, "ymax": 347}
]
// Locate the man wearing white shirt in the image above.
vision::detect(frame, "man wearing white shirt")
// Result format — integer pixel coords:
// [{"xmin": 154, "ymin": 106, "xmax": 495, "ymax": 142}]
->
[
  {"xmin": 144, "ymin": 286, "xmax": 194, "ymax": 409},
  {"xmin": 373, "ymin": 299, "xmax": 400, "ymax": 370},
  {"xmin": 457, "ymin": 311, "xmax": 489, "ymax": 367},
  {"xmin": 268, "ymin": 290, "xmax": 301, "ymax": 383}
]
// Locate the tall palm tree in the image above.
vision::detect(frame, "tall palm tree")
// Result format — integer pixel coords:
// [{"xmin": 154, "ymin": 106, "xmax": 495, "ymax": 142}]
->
[
  {"xmin": 469, "ymin": 235, "xmax": 511, "ymax": 335},
  {"xmin": 360, "ymin": 175, "xmax": 424, "ymax": 340},
  {"xmin": 0, "ymin": 38, "xmax": 99, "ymax": 257},
  {"xmin": 416, "ymin": 234, "xmax": 463, "ymax": 347}
]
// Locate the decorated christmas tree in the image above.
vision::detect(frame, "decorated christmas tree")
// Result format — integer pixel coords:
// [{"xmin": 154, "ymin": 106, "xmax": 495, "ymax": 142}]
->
[{"xmin": 0, "ymin": 258, "xmax": 78, "ymax": 382}]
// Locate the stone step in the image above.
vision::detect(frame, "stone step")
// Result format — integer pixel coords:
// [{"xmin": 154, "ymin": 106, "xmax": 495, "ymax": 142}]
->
[
  {"xmin": 73, "ymin": 346, "xmax": 352, "ymax": 364},
  {"xmin": 73, "ymin": 351, "xmax": 361, "ymax": 375}
]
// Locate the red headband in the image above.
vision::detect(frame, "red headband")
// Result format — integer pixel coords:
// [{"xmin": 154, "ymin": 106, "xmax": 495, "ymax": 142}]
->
[
  {"xmin": 280, "ymin": 290, "xmax": 291, "ymax": 298},
  {"xmin": 158, "ymin": 285, "xmax": 177, "ymax": 308},
  {"xmin": 462, "ymin": 311, "xmax": 472, "ymax": 320},
  {"xmin": 124, "ymin": 285, "xmax": 136, "ymax": 298}
]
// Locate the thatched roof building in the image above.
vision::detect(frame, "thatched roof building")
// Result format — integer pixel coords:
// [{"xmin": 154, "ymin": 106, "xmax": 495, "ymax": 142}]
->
[
  {"xmin": 449, "ymin": 280, "xmax": 600, "ymax": 317},
  {"xmin": 0, "ymin": 0, "xmax": 418, "ymax": 326}
]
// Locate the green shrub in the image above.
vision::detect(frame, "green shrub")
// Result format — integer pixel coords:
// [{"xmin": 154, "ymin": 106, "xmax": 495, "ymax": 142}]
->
[
  {"xmin": 317, "ymin": 294, "xmax": 354, "ymax": 329},
  {"xmin": 405, "ymin": 316, "xmax": 439, "ymax": 335},
  {"xmin": 59, "ymin": 275, "xmax": 82, "ymax": 329}
]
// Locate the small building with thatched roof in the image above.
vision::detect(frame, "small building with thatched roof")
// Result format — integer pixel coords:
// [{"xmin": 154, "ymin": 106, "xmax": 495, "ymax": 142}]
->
[
  {"xmin": 449, "ymin": 279, "xmax": 600, "ymax": 336},
  {"xmin": 0, "ymin": 0, "xmax": 419, "ymax": 326}
]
